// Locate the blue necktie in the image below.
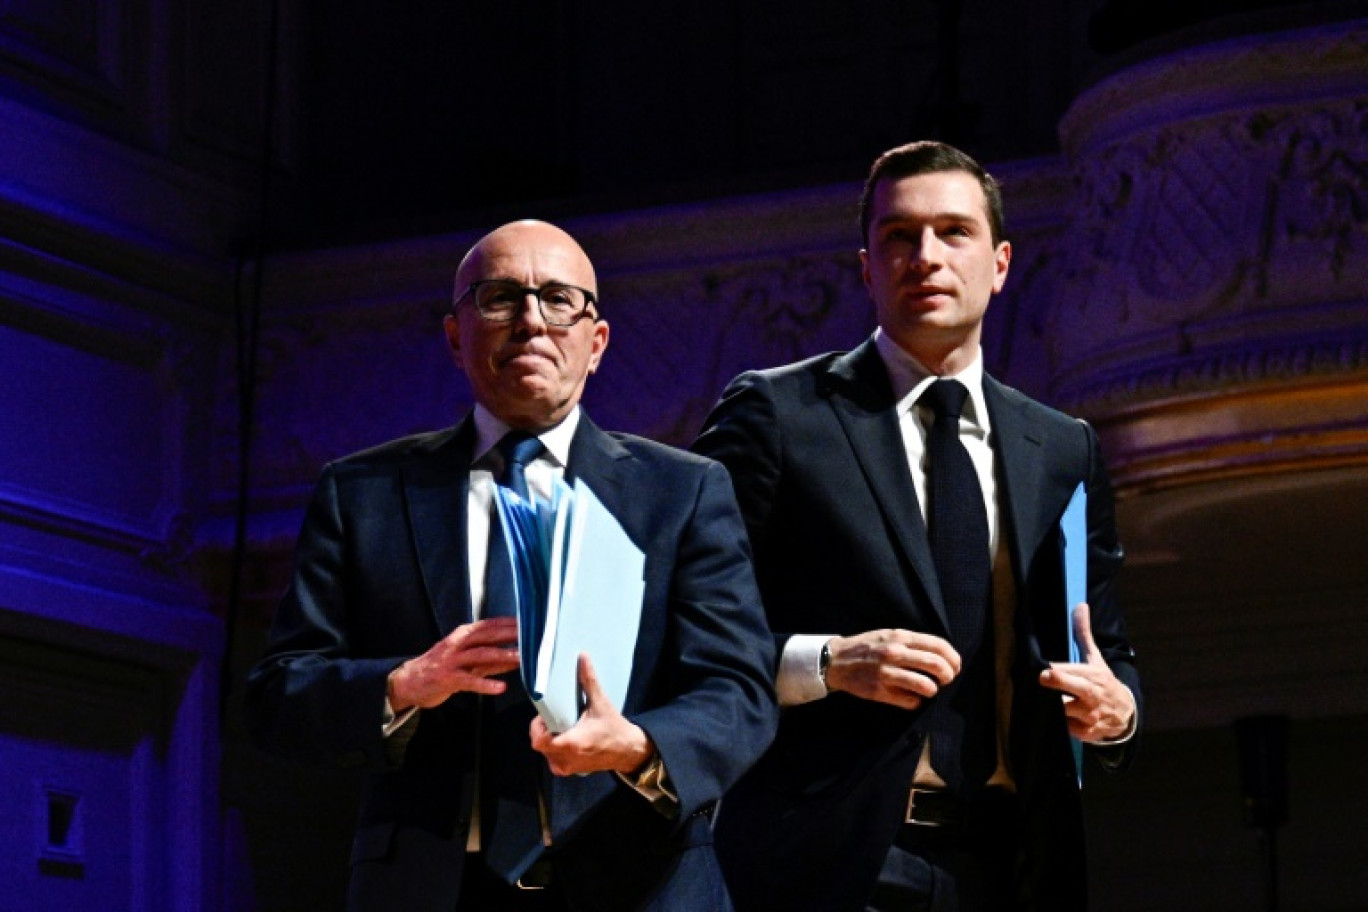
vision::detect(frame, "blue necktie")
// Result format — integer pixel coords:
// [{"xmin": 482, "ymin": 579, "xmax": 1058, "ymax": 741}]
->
[
  {"xmin": 498, "ymin": 431, "xmax": 544, "ymax": 501},
  {"xmin": 482, "ymin": 430, "xmax": 549, "ymax": 883},
  {"xmin": 921, "ymin": 379, "xmax": 996, "ymax": 796},
  {"xmin": 484, "ymin": 431, "xmax": 545, "ymax": 620}
]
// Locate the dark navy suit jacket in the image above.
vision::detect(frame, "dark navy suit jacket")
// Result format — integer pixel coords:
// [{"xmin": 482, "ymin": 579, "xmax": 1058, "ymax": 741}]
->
[
  {"xmin": 693, "ymin": 339, "xmax": 1141, "ymax": 912},
  {"xmin": 247, "ymin": 411, "xmax": 777, "ymax": 912}
]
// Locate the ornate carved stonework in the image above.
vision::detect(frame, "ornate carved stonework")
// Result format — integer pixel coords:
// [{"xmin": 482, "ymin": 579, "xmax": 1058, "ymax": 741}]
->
[
  {"xmin": 1051, "ymin": 20, "xmax": 1368, "ymax": 420},
  {"xmin": 1033, "ymin": 18, "xmax": 1368, "ymax": 502},
  {"xmin": 590, "ymin": 252, "xmax": 871, "ymax": 445}
]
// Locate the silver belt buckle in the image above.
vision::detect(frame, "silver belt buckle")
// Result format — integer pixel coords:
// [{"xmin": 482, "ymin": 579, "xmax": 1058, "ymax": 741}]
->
[{"xmin": 905, "ymin": 787, "xmax": 944, "ymax": 827}]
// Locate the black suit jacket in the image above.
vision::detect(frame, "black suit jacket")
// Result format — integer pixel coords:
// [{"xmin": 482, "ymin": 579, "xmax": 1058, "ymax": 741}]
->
[
  {"xmin": 246, "ymin": 411, "xmax": 777, "ymax": 912},
  {"xmin": 692, "ymin": 339, "xmax": 1141, "ymax": 912}
]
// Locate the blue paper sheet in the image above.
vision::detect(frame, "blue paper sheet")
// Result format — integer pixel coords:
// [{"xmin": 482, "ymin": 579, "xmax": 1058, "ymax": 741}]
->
[
  {"xmin": 493, "ymin": 478, "xmax": 645, "ymax": 733},
  {"xmin": 1060, "ymin": 481, "xmax": 1087, "ymax": 783}
]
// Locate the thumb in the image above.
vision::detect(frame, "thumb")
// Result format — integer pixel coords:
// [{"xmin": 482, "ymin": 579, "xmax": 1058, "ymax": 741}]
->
[
  {"xmin": 1072, "ymin": 602, "xmax": 1102, "ymax": 665},
  {"xmin": 577, "ymin": 652, "xmax": 608, "ymax": 710}
]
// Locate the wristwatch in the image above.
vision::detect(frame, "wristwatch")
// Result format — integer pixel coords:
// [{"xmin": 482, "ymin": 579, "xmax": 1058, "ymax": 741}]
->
[{"xmin": 818, "ymin": 640, "xmax": 832, "ymax": 689}]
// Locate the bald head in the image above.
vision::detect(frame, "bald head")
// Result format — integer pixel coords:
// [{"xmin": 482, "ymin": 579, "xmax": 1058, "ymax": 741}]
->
[
  {"xmin": 445, "ymin": 219, "xmax": 609, "ymax": 431},
  {"xmin": 455, "ymin": 220, "xmax": 597, "ymax": 298}
]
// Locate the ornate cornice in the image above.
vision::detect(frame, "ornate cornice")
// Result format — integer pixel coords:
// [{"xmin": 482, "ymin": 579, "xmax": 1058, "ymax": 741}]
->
[
  {"xmin": 1044, "ymin": 13, "xmax": 1368, "ymax": 433},
  {"xmin": 1062, "ymin": 17, "xmax": 1368, "ymax": 156}
]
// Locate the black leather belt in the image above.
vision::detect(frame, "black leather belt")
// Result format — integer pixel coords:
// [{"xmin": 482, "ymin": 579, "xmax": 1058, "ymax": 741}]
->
[
  {"xmin": 904, "ymin": 786, "xmax": 1017, "ymax": 829},
  {"xmin": 905, "ymin": 787, "xmax": 964, "ymax": 827},
  {"xmin": 516, "ymin": 855, "xmax": 555, "ymax": 890}
]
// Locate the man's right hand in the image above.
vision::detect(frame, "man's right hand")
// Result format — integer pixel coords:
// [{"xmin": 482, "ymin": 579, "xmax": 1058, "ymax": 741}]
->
[
  {"xmin": 824, "ymin": 629, "xmax": 961, "ymax": 710},
  {"xmin": 387, "ymin": 617, "xmax": 521, "ymax": 712}
]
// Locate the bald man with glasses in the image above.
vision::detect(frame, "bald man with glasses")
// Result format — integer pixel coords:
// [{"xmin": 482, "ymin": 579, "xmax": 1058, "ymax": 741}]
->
[{"xmin": 247, "ymin": 220, "xmax": 777, "ymax": 912}]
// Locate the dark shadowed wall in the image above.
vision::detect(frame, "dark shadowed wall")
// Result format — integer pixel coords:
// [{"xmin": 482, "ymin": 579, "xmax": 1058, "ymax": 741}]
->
[{"xmin": 1, "ymin": 2, "xmax": 1365, "ymax": 910}]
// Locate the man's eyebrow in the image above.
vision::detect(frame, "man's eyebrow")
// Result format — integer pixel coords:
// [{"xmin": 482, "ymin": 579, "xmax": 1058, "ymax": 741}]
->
[{"xmin": 874, "ymin": 210, "xmax": 983, "ymax": 228}]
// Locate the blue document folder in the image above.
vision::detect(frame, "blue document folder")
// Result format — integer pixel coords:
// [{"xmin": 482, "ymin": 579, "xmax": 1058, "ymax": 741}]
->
[
  {"xmin": 493, "ymin": 478, "xmax": 645, "ymax": 733},
  {"xmin": 1060, "ymin": 481, "xmax": 1087, "ymax": 783}
]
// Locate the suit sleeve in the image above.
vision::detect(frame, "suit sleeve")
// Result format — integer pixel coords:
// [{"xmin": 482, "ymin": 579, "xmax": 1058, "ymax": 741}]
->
[
  {"xmin": 1079, "ymin": 420, "xmax": 1143, "ymax": 771},
  {"xmin": 690, "ymin": 371, "xmax": 788, "ymax": 654},
  {"xmin": 243, "ymin": 464, "xmax": 407, "ymax": 772},
  {"xmin": 627, "ymin": 460, "xmax": 779, "ymax": 821}
]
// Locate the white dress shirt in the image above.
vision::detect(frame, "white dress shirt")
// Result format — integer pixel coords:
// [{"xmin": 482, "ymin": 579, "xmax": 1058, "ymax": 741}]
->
[
  {"xmin": 466, "ymin": 406, "xmax": 578, "ymax": 618},
  {"xmin": 776, "ymin": 330, "xmax": 999, "ymax": 707},
  {"xmin": 776, "ymin": 332, "xmax": 1134, "ymax": 768},
  {"xmin": 381, "ymin": 407, "xmax": 577, "ymax": 737}
]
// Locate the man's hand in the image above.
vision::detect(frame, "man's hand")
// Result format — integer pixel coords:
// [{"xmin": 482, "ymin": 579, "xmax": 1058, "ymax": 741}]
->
[
  {"xmin": 530, "ymin": 653, "xmax": 653, "ymax": 777},
  {"xmin": 1039, "ymin": 603, "xmax": 1136, "ymax": 742},
  {"xmin": 824, "ymin": 629, "xmax": 961, "ymax": 710},
  {"xmin": 387, "ymin": 618, "xmax": 521, "ymax": 712}
]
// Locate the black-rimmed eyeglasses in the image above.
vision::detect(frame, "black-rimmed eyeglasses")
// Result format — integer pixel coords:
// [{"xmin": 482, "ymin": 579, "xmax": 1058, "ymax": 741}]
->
[{"xmin": 455, "ymin": 279, "xmax": 598, "ymax": 327}]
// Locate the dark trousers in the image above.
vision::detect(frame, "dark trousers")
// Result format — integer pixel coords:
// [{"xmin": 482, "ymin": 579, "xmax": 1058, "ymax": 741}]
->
[{"xmin": 866, "ymin": 789, "xmax": 1023, "ymax": 912}]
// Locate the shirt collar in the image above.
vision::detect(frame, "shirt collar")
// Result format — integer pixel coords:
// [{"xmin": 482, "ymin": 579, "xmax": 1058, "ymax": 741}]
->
[
  {"xmin": 471, "ymin": 404, "xmax": 579, "ymax": 468},
  {"xmin": 873, "ymin": 328, "xmax": 990, "ymax": 432}
]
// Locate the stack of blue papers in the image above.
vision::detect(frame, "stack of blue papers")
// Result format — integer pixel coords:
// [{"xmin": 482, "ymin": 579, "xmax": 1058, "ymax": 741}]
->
[
  {"xmin": 493, "ymin": 478, "xmax": 645, "ymax": 732},
  {"xmin": 1060, "ymin": 481, "xmax": 1087, "ymax": 784}
]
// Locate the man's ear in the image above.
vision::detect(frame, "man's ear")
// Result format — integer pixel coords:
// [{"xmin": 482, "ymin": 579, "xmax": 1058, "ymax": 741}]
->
[
  {"xmin": 443, "ymin": 313, "xmax": 463, "ymax": 364},
  {"xmin": 587, "ymin": 319, "xmax": 610, "ymax": 375},
  {"xmin": 992, "ymin": 240, "xmax": 1012, "ymax": 293}
]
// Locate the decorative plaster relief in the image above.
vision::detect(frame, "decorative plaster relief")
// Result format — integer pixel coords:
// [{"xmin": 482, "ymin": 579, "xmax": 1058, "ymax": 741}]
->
[
  {"xmin": 585, "ymin": 251, "xmax": 872, "ymax": 445},
  {"xmin": 1051, "ymin": 94, "xmax": 1367, "ymax": 413}
]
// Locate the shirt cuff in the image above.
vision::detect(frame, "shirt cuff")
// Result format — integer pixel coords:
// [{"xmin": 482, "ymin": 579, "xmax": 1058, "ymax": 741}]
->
[
  {"xmin": 777, "ymin": 634, "xmax": 834, "ymax": 707},
  {"xmin": 616, "ymin": 753, "xmax": 679, "ymax": 818},
  {"xmin": 382, "ymin": 698, "xmax": 418, "ymax": 737}
]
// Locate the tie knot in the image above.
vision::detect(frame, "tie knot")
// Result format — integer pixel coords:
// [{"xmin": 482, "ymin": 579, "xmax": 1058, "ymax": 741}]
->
[
  {"xmin": 920, "ymin": 378, "xmax": 970, "ymax": 422},
  {"xmin": 495, "ymin": 431, "xmax": 545, "ymax": 490},
  {"xmin": 497, "ymin": 431, "xmax": 543, "ymax": 465}
]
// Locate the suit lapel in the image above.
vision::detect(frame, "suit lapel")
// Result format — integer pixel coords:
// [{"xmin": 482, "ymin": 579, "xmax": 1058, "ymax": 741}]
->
[
  {"xmin": 823, "ymin": 340, "xmax": 949, "ymax": 631},
  {"xmin": 403, "ymin": 419, "xmax": 476, "ymax": 636},
  {"xmin": 987, "ymin": 377, "xmax": 1080, "ymax": 669},
  {"xmin": 983, "ymin": 375, "xmax": 1050, "ymax": 589},
  {"xmin": 562, "ymin": 413, "xmax": 634, "ymax": 508}
]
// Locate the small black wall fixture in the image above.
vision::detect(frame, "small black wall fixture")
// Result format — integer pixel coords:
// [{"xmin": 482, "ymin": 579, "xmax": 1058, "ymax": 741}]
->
[{"xmin": 1235, "ymin": 714, "xmax": 1289, "ymax": 912}]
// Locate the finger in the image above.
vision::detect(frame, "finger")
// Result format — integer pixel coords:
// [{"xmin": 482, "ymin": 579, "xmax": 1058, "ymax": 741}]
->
[
  {"xmin": 463, "ymin": 676, "xmax": 509, "ymax": 696},
  {"xmin": 1039, "ymin": 664, "xmax": 1088, "ymax": 698},
  {"xmin": 452, "ymin": 618, "xmax": 520, "ymax": 647},
  {"xmin": 463, "ymin": 661, "xmax": 522, "ymax": 681},
  {"xmin": 459, "ymin": 645, "xmax": 523, "ymax": 668},
  {"xmin": 887, "ymin": 631, "xmax": 963, "ymax": 674},
  {"xmin": 459, "ymin": 643, "xmax": 522, "ymax": 662},
  {"xmin": 1047, "ymin": 669, "xmax": 1109, "ymax": 718},
  {"xmin": 881, "ymin": 666, "xmax": 943, "ymax": 701},
  {"xmin": 889, "ymin": 644, "xmax": 959, "ymax": 687}
]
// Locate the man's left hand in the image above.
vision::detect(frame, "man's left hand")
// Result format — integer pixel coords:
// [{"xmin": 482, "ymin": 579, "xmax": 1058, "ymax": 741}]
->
[
  {"xmin": 530, "ymin": 653, "xmax": 653, "ymax": 776},
  {"xmin": 1039, "ymin": 602, "xmax": 1136, "ymax": 743}
]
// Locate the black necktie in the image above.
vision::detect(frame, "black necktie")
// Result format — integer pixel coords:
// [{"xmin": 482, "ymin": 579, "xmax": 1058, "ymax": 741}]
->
[
  {"xmin": 482, "ymin": 430, "xmax": 547, "ymax": 883},
  {"xmin": 920, "ymin": 379, "xmax": 996, "ymax": 795}
]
